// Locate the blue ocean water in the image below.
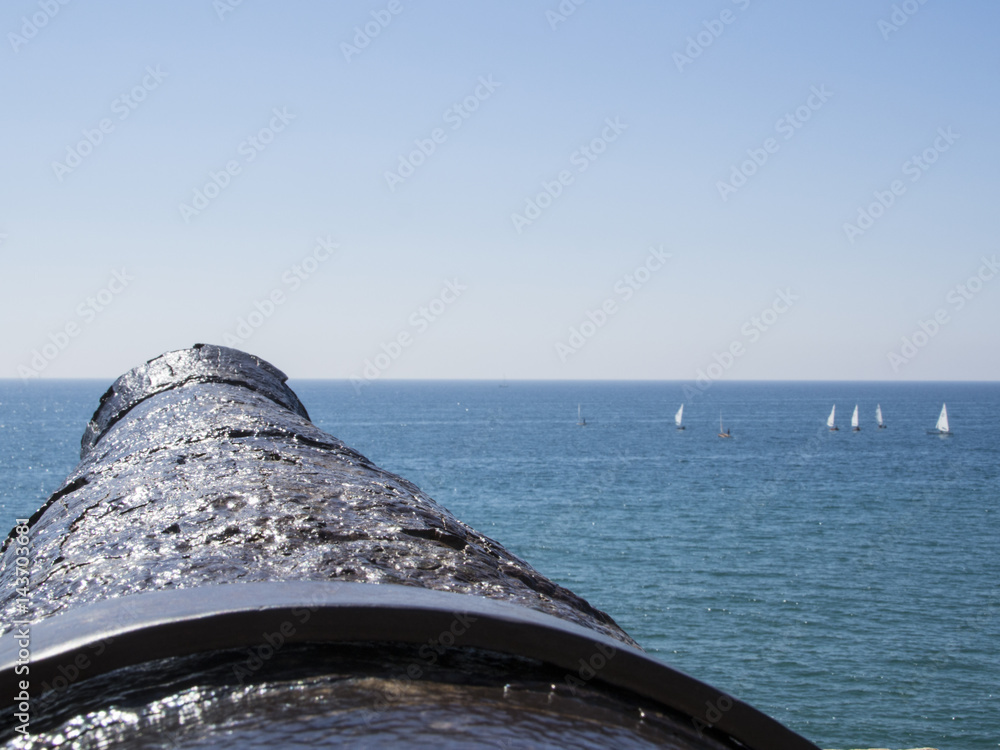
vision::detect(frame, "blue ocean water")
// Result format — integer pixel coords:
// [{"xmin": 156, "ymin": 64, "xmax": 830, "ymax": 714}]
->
[{"xmin": 1, "ymin": 379, "xmax": 997, "ymax": 749}]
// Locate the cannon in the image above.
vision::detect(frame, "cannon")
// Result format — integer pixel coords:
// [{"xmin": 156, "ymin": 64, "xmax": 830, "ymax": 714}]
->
[{"xmin": 1, "ymin": 345, "xmax": 819, "ymax": 748}]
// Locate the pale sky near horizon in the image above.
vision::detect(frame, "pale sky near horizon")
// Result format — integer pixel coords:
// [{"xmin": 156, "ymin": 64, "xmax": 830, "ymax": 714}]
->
[{"xmin": 2, "ymin": 0, "xmax": 998, "ymax": 382}]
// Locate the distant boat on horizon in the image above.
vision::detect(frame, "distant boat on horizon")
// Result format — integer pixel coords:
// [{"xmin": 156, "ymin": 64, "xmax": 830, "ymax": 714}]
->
[
  {"xmin": 827, "ymin": 405, "xmax": 838, "ymax": 431},
  {"xmin": 577, "ymin": 404, "xmax": 587, "ymax": 427},
  {"xmin": 675, "ymin": 404, "xmax": 685, "ymax": 430},
  {"xmin": 717, "ymin": 411, "xmax": 731, "ymax": 438},
  {"xmin": 499, "ymin": 373, "xmax": 509, "ymax": 388},
  {"xmin": 876, "ymin": 403, "xmax": 886, "ymax": 429},
  {"xmin": 928, "ymin": 403, "xmax": 952, "ymax": 436},
  {"xmin": 851, "ymin": 405, "xmax": 860, "ymax": 432}
]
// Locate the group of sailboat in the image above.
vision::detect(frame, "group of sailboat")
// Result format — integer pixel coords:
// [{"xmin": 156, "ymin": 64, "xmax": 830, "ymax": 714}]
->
[
  {"xmin": 577, "ymin": 402, "xmax": 953, "ymax": 435},
  {"xmin": 674, "ymin": 404, "xmax": 730, "ymax": 437},
  {"xmin": 827, "ymin": 404, "xmax": 879, "ymax": 432},
  {"xmin": 826, "ymin": 403, "xmax": 951, "ymax": 435},
  {"xmin": 826, "ymin": 404, "xmax": 867, "ymax": 431}
]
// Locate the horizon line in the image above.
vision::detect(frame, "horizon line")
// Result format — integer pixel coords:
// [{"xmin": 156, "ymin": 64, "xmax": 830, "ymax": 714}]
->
[{"xmin": 3, "ymin": 377, "xmax": 998, "ymax": 384}]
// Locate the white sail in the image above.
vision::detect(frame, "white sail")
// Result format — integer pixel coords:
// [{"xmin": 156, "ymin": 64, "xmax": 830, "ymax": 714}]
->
[
  {"xmin": 851, "ymin": 405, "xmax": 859, "ymax": 429},
  {"xmin": 827, "ymin": 405, "xmax": 836, "ymax": 428},
  {"xmin": 675, "ymin": 404, "xmax": 684, "ymax": 427},
  {"xmin": 936, "ymin": 403, "xmax": 949, "ymax": 433},
  {"xmin": 876, "ymin": 404, "xmax": 883, "ymax": 426}
]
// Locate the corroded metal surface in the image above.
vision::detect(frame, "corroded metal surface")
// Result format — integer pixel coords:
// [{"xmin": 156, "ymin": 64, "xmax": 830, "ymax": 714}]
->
[{"xmin": 0, "ymin": 344, "xmax": 632, "ymax": 645}]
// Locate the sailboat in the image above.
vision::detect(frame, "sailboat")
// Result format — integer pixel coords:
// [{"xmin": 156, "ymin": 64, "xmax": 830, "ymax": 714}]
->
[
  {"xmin": 577, "ymin": 404, "xmax": 587, "ymax": 427},
  {"xmin": 851, "ymin": 405, "xmax": 860, "ymax": 432},
  {"xmin": 827, "ymin": 405, "xmax": 838, "ymax": 431},
  {"xmin": 928, "ymin": 403, "xmax": 952, "ymax": 436},
  {"xmin": 675, "ymin": 404, "xmax": 685, "ymax": 431},
  {"xmin": 717, "ymin": 411, "xmax": 732, "ymax": 438},
  {"xmin": 876, "ymin": 403, "xmax": 886, "ymax": 429}
]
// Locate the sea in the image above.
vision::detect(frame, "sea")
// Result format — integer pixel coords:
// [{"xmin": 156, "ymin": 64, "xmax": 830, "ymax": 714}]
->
[{"xmin": 1, "ymin": 379, "xmax": 997, "ymax": 749}]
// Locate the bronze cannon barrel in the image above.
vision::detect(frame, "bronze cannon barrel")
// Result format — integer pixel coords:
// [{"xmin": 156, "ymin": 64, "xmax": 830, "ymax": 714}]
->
[{"xmin": 1, "ymin": 345, "xmax": 819, "ymax": 749}]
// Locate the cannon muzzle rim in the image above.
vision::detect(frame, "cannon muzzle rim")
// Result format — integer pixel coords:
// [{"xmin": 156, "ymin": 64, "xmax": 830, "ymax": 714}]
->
[{"xmin": 0, "ymin": 581, "xmax": 818, "ymax": 750}]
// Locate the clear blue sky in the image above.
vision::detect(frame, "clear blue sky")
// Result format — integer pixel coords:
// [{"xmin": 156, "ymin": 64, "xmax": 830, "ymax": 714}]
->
[{"xmin": 2, "ymin": 0, "xmax": 998, "ymax": 381}]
